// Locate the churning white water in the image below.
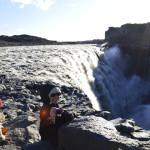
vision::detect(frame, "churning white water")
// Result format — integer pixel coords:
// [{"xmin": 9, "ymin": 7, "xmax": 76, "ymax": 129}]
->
[
  {"xmin": 0, "ymin": 44, "xmax": 149, "ymax": 129},
  {"xmin": 94, "ymin": 46, "xmax": 150, "ymax": 130},
  {"xmin": 0, "ymin": 45, "xmax": 101, "ymax": 110}
]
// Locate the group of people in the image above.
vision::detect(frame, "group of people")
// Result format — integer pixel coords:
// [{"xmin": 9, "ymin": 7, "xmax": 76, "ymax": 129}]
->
[{"xmin": 39, "ymin": 86, "xmax": 74, "ymax": 149}]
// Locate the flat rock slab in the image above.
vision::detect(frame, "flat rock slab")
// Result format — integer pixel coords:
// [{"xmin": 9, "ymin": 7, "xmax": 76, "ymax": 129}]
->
[
  {"xmin": 25, "ymin": 140, "xmax": 55, "ymax": 150},
  {"xmin": 58, "ymin": 116, "xmax": 150, "ymax": 150}
]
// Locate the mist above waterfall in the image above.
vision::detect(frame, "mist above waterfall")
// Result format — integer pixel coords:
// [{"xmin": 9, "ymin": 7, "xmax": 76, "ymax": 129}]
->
[{"xmin": 94, "ymin": 46, "xmax": 150, "ymax": 129}]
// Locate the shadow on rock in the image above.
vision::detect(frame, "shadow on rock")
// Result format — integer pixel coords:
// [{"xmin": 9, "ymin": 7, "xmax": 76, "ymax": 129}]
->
[{"xmin": 24, "ymin": 140, "xmax": 56, "ymax": 150}]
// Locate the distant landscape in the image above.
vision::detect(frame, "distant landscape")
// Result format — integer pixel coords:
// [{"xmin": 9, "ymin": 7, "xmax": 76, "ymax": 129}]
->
[{"xmin": 0, "ymin": 34, "xmax": 104, "ymax": 46}]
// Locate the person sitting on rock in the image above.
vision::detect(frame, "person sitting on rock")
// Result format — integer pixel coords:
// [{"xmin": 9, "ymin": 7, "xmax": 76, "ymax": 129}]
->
[{"xmin": 39, "ymin": 86, "xmax": 74, "ymax": 148}]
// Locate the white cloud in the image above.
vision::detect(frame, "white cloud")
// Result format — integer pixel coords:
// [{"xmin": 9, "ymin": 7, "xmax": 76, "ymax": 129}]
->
[{"xmin": 11, "ymin": 0, "xmax": 55, "ymax": 10}]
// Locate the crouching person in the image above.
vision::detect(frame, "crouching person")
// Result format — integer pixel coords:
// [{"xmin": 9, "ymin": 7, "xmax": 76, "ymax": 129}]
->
[{"xmin": 39, "ymin": 86, "xmax": 74, "ymax": 149}]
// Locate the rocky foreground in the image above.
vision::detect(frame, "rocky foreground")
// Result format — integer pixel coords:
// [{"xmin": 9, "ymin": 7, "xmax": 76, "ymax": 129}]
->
[
  {"xmin": 0, "ymin": 74, "xmax": 95, "ymax": 150},
  {"xmin": 0, "ymin": 74, "xmax": 150, "ymax": 150},
  {"xmin": 0, "ymin": 22, "xmax": 150, "ymax": 149}
]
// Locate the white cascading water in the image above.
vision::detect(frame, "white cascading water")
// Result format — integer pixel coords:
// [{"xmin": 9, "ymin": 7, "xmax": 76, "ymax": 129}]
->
[
  {"xmin": 0, "ymin": 45, "xmax": 101, "ymax": 110},
  {"xmin": 94, "ymin": 46, "xmax": 150, "ymax": 130},
  {"xmin": 1, "ymin": 45, "xmax": 149, "ymax": 129}
]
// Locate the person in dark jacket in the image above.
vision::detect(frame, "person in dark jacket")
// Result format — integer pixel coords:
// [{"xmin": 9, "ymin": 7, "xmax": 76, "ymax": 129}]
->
[{"xmin": 39, "ymin": 86, "xmax": 74, "ymax": 148}]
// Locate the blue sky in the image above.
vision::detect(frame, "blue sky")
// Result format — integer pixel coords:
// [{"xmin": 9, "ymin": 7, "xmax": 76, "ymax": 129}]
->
[{"xmin": 0, "ymin": 0, "xmax": 150, "ymax": 41}]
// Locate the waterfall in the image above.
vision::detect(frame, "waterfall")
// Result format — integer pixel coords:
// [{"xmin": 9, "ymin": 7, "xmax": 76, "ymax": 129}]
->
[
  {"xmin": 0, "ymin": 45, "xmax": 101, "ymax": 110},
  {"xmin": 94, "ymin": 46, "xmax": 150, "ymax": 129},
  {"xmin": 1, "ymin": 44, "xmax": 150, "ymax": 129}
]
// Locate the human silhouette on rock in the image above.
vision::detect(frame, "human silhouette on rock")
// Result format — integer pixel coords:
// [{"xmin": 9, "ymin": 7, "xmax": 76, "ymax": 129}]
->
[{"xmin": 39, "ymin": 85, "xmax": 74, "ymax": 149}]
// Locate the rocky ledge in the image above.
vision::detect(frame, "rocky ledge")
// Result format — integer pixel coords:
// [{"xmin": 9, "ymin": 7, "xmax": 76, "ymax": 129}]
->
[
  {"xmin": 0, "ymin": 74, "xmax": 96, "ymax": 149},
  {"xmin": 0, "ymin": 74, "xmax": 150, "ymax": 150},
  {"xmin": 59, "ymin": 116, "xmax": 150, "ymax": 150},
  {"xmin": 105, "ymin": 23, "xmax": 150, "ymax": 52},
  {"xmin": 105, "ymin": 23, "xmax": 150, "ymax": 78}
]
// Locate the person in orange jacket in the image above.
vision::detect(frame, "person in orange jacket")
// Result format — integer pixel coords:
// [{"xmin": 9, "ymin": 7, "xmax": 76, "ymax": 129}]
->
[{"xmin": 39, "ymin": 86, "xmax": 74, "ymax": 148}]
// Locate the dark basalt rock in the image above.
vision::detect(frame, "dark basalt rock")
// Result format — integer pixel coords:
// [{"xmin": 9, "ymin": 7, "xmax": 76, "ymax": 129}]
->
[
  {"xmin": 105, "ymin": 23, "xmax": 150, "ymax": 78},
  {"xmin": 58, "ymin": 116, "xmax": 150, "ymax": 150},
  {"xmin": 105, "ymin": 23, "xmax": 150, "ymax": 51},
  {"xmin": 0, "ymin": 75, "xmax": 150, "ymax": 150},
  {"xmin": 0, "ymin": 75, "xmax": 95, "ymax": 116}
]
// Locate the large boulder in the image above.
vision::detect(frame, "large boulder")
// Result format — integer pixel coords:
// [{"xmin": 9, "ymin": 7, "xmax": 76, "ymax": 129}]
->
[{"xmin": 58, "ymin": 116, "xmax": 150, "ymax": 150}]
